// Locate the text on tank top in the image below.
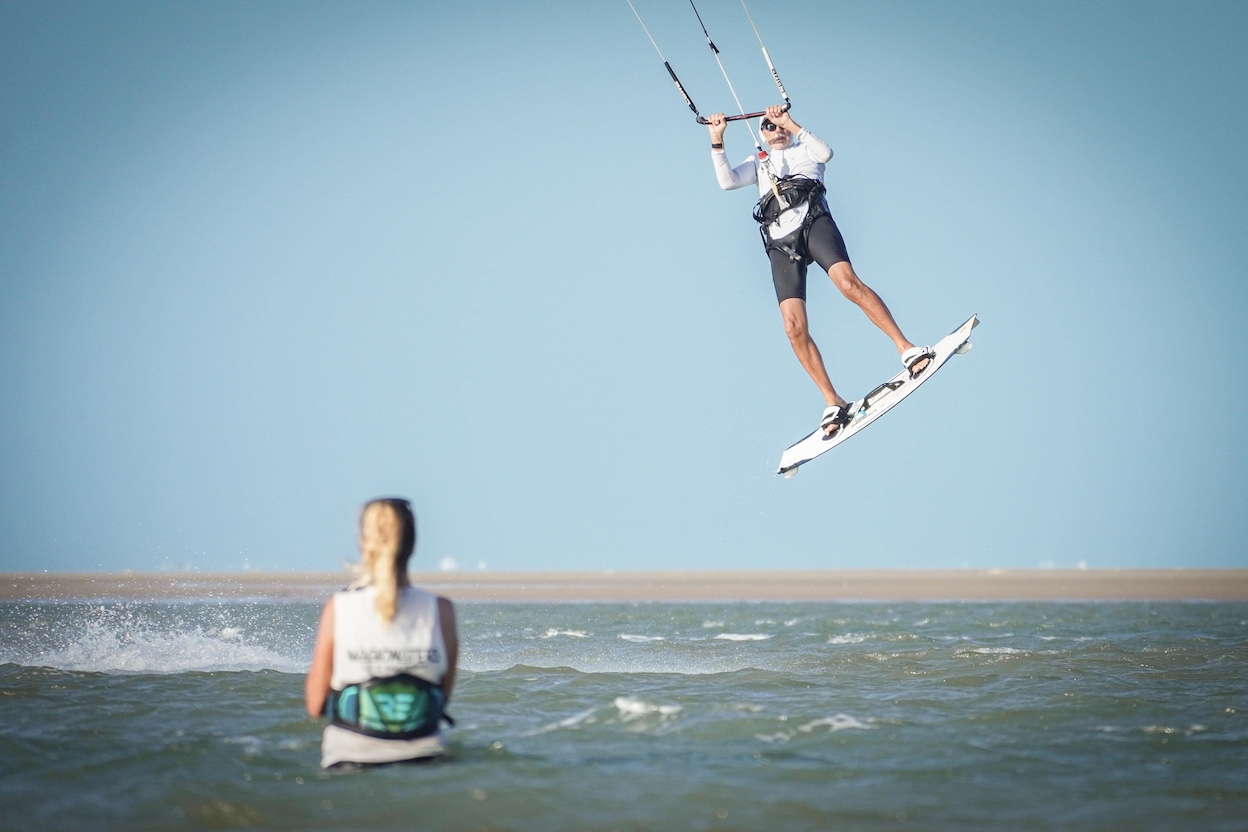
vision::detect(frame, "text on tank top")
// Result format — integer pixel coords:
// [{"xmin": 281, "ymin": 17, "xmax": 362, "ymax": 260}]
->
[{"xmin": 330, "ymin": 584, "xmax": 448, "ymax": 690}]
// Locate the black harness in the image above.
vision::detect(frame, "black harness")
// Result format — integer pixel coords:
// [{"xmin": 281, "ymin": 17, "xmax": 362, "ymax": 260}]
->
[{"xmin": 752, "ymin": 175, "xmax": 829, "ymax": 263}]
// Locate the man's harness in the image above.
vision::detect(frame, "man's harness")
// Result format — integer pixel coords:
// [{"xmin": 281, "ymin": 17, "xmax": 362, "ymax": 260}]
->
[{"xmin": 752, "ymin": 175, "xmax": 828, "ymax": 264}]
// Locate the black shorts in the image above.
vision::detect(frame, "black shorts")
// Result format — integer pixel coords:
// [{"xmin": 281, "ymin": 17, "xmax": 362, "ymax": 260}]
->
[{"xmin": 767, "ymin": 213, "xmax": 851, "ymax": 303}]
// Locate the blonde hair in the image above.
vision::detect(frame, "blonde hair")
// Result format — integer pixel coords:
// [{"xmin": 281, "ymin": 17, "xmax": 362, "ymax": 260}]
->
[{"xmin": 352, "ymin": 499, "xmax": 417, "ymax": 624}]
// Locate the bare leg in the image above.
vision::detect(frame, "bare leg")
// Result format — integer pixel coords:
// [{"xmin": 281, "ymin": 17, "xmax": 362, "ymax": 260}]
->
[
  {"xmin": 779, "ymin": 298, "xmax": 848, "ymax": 409},
  {"xmin": 826, "ymin": 261, "xmax": 929, "ymax": 374}
]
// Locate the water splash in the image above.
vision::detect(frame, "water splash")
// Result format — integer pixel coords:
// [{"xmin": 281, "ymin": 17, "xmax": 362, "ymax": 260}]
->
[{"xmin": 1, "ymin": 602, "xmax": 309, "ymax": 674}]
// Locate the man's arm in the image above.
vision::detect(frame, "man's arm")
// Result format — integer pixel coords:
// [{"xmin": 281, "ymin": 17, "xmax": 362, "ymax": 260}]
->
[
  {"xmin": 707, "ymin": 112, "xmax": 757, "ymax": 190},
  {"xmin": 768, "ymin": 105, "xmax": 832, "ymax": 164}
]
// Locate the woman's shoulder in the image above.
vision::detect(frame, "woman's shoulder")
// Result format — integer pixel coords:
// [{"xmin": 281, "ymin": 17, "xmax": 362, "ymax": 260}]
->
[{"xmin": 398, "ymin": 584, "xmax": 444, "ymax": 605}]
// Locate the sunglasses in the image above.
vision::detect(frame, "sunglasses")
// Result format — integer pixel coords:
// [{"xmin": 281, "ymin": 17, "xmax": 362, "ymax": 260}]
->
[{"xmin": 761, "ymin": 121, "xmax": 784, "ymax": 132}]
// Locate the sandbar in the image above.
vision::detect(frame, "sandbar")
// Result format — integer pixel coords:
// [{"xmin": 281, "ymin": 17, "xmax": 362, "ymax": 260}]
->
[{"xmin": 2, "ymin": 570, "xmax": 1246, "ymax": 602}]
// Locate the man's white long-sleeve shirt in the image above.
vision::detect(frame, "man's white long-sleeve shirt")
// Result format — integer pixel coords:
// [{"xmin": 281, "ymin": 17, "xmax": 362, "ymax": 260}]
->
[{"xmin": 712, "ymin": 128, "xmax": 833, "ymax": 239}]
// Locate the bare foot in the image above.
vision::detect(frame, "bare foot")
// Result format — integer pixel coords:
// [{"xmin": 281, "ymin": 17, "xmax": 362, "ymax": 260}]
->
[
  {"xmin": 821, "ymin": 401, "xmax": 852, "ymax": 438},
  {"xmin": 901, "ymin": 346, "xmax": 934, "ymax": 379}
]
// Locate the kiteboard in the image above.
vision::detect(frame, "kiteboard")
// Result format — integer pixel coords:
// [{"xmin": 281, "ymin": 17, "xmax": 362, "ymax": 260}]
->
[{"xmin": 777, "ymin": 315, "xmax": 979, "ymax": 477}]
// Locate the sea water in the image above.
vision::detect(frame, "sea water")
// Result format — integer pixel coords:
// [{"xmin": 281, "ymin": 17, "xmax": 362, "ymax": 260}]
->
[{"xmin": 1, "ymin": 599, "xmax": 1246, "ymax": 831}]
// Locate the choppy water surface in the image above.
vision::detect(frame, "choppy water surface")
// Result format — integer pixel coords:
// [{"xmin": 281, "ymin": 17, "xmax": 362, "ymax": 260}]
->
[{"xmin": 1, "ymin": 599, "xmax": 1246, "ymax": 831}]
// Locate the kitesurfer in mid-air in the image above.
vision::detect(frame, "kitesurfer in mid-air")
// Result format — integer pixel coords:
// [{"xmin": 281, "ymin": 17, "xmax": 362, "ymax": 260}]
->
[{"xmin": 708, "ymin": 105, "xmax": 932, "ymax": 437}]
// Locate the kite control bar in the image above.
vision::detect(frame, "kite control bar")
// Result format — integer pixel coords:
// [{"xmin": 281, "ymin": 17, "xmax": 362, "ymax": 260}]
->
[
  {"xmin": 695, "ymin": 103, "xmax": 790, "ymax": 125},
  {"xmin": 627, "ymin": 0, "xmax": 794, "ymax": 129}
]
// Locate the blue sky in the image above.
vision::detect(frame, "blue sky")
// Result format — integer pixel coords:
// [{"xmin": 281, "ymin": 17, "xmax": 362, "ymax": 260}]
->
[{"xmin": 2, "ymin": 0, "xmax": 1245, "ymax": 573}]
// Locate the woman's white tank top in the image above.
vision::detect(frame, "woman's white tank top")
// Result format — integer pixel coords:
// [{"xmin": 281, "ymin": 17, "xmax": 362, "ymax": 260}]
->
[
  {"xmin": 321, "ymin": 584, "xmax": 450, "ymax": 768},
  {"xmin": 330, "ymin": 584, "xmax": 448, "ymax": 690}
]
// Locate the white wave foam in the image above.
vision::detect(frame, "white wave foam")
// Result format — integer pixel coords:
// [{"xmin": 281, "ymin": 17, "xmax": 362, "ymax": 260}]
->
[
  {"xmin": 33, "ymin": 621, "xmax": 300, "ymax": 674},
  {"xmin": 755, "ymin": 713, "xmax": 874, "ymax": 743},
  {"xmin": 613, "ymin": 696, "xmax": 682, "ymax": 720},
  {"xmin": 525, "ymin": 697, "xmax": 685, "ymax": 737},
  {"xmin": 714, "ymin": 633, "xmax": 772, "ymax": 642},
  {"xmin": 541, "ymin": 629, "xmax": 589, "ymax": 639},
  {"xmin": 1143, "ymin": 724, "xmax": 1208, "ymax": 737},
  {"xmin": 526, "ymin": 707, "xmax": 599, "ymax": 736},
  {"xmin": 798, "ymin": 714, "xmax": 876, "ymax": 733},
  {"xmin": 827, "ymin": 633, "xmax": 867, "ymax": 645},
  {"xmin": 619, "ymin": 634, "xmax": 665, "ymax": 643}
]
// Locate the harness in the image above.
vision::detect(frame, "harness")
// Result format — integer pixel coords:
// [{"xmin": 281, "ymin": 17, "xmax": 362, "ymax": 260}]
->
[
  {"xmin": 326, "ymin": 674, "xmax": 454, "ymax": 741},
  {"xmin": 752, "ymin": 175, "xmax": 829, "ymax": 263}
]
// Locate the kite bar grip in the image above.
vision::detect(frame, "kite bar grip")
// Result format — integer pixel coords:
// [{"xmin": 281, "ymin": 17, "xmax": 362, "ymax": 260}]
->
[{"xmin": 696, "ymin": 103, "xmax": 790, "ymax": 125}]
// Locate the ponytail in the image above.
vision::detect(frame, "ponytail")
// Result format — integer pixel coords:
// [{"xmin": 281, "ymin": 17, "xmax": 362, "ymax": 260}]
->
[{"xmin": 356, "ymin": 499, "xmax": 417, "ymax": 624}]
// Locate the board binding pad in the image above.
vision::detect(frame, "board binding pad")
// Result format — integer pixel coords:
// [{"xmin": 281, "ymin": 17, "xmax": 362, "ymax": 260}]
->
[{"xmin": 777, "ymin": 314, "xmax": 979, "ymax": 477}]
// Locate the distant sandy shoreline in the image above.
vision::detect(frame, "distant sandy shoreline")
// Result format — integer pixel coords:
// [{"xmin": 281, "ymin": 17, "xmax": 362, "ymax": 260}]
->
[{"xmin": 2, "ymin": 570, "xmax": 1246, "ymax": 602}]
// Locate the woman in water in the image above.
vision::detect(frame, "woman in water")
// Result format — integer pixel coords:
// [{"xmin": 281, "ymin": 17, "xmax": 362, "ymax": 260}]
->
[{"xmin": 305, "ymin": 498, "xmax": 458, "ymax": 768}]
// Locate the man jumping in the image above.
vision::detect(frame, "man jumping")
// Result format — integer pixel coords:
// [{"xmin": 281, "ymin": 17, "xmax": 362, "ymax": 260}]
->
[{"xmin": 708, "ymin": 105, "xmax": 932, "ymax": 437}]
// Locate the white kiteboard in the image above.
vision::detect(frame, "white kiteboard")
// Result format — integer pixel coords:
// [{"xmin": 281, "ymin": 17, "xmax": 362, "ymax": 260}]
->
[{"xmin": 777, "ymin": 314, "xmax": 979, "ymax": 477}]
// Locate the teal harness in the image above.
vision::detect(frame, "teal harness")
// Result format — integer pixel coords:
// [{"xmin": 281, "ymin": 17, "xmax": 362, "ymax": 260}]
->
[{"xmin": 327, "ymin": 674, "xmax": 453, "ymax": 740}]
